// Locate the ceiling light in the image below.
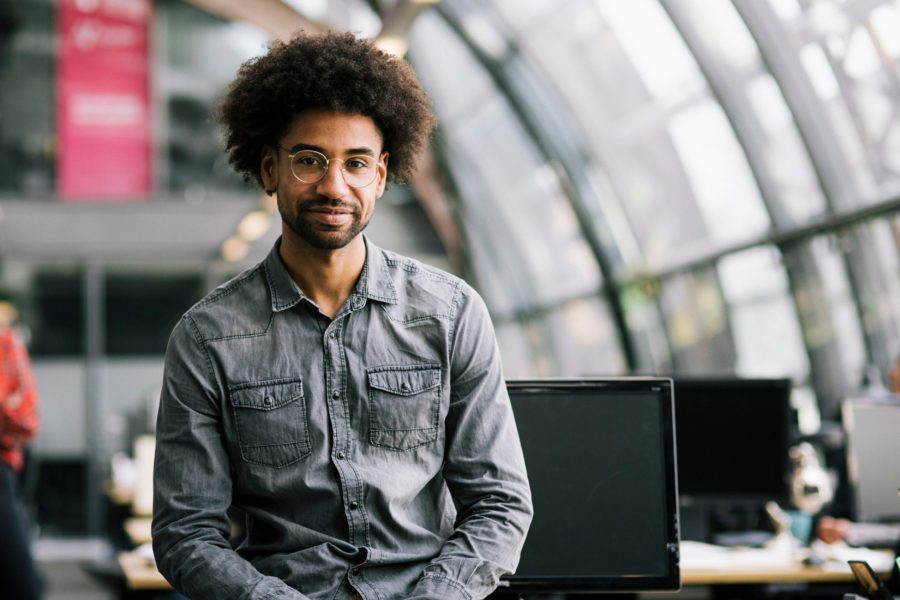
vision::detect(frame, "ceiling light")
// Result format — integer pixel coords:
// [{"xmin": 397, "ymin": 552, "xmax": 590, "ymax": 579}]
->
[
  {"xmin": 375, "ymin": 34, "xmax": 408, "ymax": 57},
  {"xmin": 237, "ymin": 210, "xmax": 272, "ymax": 242},
  {"xmin": 221, "ymin": 236, "xmax": 250, "ymax": 262}
]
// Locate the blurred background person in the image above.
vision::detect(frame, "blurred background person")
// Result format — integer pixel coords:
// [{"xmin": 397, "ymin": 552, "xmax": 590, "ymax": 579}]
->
[{"xmin": 0, "ymin": 294, "xmax": 43, "ymax": 599}]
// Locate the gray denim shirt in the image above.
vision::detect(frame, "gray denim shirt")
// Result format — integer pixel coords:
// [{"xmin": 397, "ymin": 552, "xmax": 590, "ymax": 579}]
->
[{"xmin": 152, "ymin": 237, "xmax": 532, "ymax": 600}]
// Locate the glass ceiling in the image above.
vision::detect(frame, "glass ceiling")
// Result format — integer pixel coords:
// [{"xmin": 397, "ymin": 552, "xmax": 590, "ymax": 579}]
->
[{"xmin": 402, "ymin": 0, "xmax": 900, "ymax": 423}]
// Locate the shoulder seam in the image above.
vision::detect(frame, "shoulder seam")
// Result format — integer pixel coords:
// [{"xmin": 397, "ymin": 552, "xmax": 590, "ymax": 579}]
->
[
  {"xmin": 183, "ymin": 313, "xmax": 219, "ymax": 390},
  {"xmin": 191, "ymin": 263, "xmax": 263, "ymax": 310}
]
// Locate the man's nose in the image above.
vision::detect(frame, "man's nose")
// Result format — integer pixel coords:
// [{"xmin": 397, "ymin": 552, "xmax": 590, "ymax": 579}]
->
[{"xmin": 315, "ymin": 160, "xmax": 349, "ymax": 199}]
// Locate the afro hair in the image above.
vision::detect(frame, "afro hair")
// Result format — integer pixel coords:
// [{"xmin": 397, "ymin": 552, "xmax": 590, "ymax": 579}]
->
[{"xmin": 217, "ymin": 30, "xmax": 437, "ymax": 189}]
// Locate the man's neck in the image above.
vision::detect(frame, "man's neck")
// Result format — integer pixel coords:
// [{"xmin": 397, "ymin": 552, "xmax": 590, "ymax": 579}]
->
[{"xmin": 279, "ymin": 230, "xmax": 366, "ymax": 318}]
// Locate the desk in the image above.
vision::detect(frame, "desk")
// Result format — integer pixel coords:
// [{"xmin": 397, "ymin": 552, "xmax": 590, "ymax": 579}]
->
[
  {"xmin": 680, "ymin": 541, "xmax": 895, "ymax": 585},
  {"xmin": 118, "ymin": 552, "xmax": 171, "ymax": 592},
  {"xmin": 124, "ymin": 517, "xmax": 153, "ymax": 546},
  {"xmin": 115, "ymin": 546, "xmax": 896, "ymax": 594},
  {"xmin": 682, "ymin": 564, "xmax": 886, "ymax": 585}
]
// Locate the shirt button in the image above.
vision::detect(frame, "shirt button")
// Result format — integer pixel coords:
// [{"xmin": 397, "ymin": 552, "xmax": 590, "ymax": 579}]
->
[
  {"xmin": 349, "ymin": 501, "xmax": 359, "ymax": 510},
  {"xmin": 329, "ymin": 331, "xmax": 336, "ymax": 339},
  {"xmin": 400, "ymin": 382, "xmax": 410, "ymax": 392},
  {"xmin": 337, "ymin": 451, "xmax": 346, "ymax": 460},
  {"xmin": 263, "ymin": 396, "xmax": 273, "ymax": 407},
  {"xmin": 332, "ymin": 391, "xmax": 340, "ymax": 399}
]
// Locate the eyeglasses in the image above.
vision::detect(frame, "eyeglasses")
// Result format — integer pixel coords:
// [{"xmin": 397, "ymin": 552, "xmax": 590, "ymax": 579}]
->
[{"xmin": 278, "ymin": 146, "xmax": 380, "ymax": 189}]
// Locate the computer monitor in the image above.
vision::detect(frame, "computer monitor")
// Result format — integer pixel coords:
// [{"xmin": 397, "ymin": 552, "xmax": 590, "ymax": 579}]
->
[
  {"xmin": 500, "ymin": 378, "xmax": 680, "ymax": 594},
  {"xmin": 673, "ymin": 377, "xmax": 792, "ymax": 504},
  {"xmin": 842, "ymin": 398, "xmax": 900, "ymax": 522}
]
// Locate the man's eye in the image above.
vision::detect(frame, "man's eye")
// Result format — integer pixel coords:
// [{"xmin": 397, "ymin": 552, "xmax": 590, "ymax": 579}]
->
[
  {"xmin": 297, "ymin": 156, "xmax": 324, "ymax": 167},
  {"xmin": 346, "ymin": 158, "xmax": 371, "ymax": 170}
]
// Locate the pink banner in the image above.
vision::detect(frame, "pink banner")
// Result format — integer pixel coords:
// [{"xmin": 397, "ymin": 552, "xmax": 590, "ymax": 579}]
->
[{"xmin": 57, "ymin": 0, "xmax": 152, "ymax": 200}]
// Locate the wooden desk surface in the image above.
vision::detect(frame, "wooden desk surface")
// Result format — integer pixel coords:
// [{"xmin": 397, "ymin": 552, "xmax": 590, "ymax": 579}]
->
[
  {"xmin": 679, "ymin": 540, "xmax": 895, "ymax": 585},
  {"xmin": 124, "ymin": 517, "xmax": 153, "ymax": 546},
  {"xmin": 682, "ymin": 563, "xmax": 884, "ymax": 585},
  {"xmin": 118, "ymin": 552, "xmax": 171, "ymax": 591}
]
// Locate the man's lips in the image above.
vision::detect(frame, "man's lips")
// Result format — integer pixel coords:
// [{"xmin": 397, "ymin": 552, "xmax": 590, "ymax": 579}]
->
[
  {"xmin": 307, "ymin": 207, "xmax": 351, "ymax": 214},
  {"xmin": 302, "ymin": 204, "xmax": 356, "ymax": 225}
]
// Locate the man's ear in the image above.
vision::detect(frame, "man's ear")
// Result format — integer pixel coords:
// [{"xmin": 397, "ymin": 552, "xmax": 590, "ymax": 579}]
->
[
  {"xmin": 261, "ymin": 145, "xmax": 278, "ymax": 194},
  {"xmin": 375, "ymin": 152, "xmax": 390, "ymax": 198}
]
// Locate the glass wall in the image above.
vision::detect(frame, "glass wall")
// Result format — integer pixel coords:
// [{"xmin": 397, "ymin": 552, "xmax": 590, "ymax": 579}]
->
[{"xmin": 405, "ymin": 0, "xmax": 900, "ymax": 424}]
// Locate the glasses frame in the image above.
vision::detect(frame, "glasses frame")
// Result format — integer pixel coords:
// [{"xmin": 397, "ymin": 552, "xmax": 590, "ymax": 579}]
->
[{"xmin": 277, "ymin": 146, "xmax": 381, "ymax": 189}]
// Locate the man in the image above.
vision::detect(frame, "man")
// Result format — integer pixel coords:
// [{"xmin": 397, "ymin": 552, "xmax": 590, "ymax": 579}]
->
[
  {"xmin": 0, "ymin": 297, "xmax": 42, "ymax": 599},
  {"xmin": 152, "ymin": 31, "xmax": 532, "ymax": 600}
]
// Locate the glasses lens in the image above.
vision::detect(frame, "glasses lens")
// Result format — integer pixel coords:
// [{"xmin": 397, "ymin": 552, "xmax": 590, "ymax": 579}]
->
[
  {"xmin": 290, "ymin": 151, "xmax": 327, "ymax": 183},
  {"xmin": 289, "ymin": 150, "xmax": 378, "ymax": 188},
  {"xmin": 341, "ymin": 155, "xmax": 377, "ymax": 188}
]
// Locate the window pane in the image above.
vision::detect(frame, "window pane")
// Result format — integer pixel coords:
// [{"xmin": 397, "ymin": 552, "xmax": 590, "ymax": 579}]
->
[
  {"xmin": 543, "ymin": 297, "xmax": 625, "ymax": 376},
  {"xmin": 659, "ymin": 268, "xmax": 734, "ymax": 373},
  {"xmin": 105, "ymin": 272, "xmax": 205, "ymax": 355},
  {"xmin": 667, "ymin": 100, "xmax": 769, "ymax": 244},
  {"xmin": 0, "ymin": 2, "xmax": 55, "ymax": 196},
  {"xmin": 28, "ymin": 269, "xmax": 85, "ymax": 356},
  {"xmin": 803, "ymin": 236, "xmax": 867, "ymax": 393},
  {"xmin": 718, "ymin": 247, "xmax": 810, "ymax": 379},
  {"xmin": 773, "ymin": 0, "xmax": 900, "ymax": 204},
  {"xmin": 621, "ymin": 282, "xmax": 672, "ymax": 374}
]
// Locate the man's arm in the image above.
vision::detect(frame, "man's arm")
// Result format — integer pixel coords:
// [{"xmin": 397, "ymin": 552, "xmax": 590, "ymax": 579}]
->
[
  {"xmin": 408, "ymin": 285, "xmax": 533, "ymax": 600},
  {"xmin": 152, "ymin": 316, "xmax": 308, "ymax": 600}
]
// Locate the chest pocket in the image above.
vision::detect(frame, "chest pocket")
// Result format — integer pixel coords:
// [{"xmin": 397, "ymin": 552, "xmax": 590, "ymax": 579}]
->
[
  {"xmin": 367, "ymin": 365, "xmax": 441, "ymax": 451},
  {"xmin": 229, "ymin": 378, "xmax": 311, "ymax": 468}
]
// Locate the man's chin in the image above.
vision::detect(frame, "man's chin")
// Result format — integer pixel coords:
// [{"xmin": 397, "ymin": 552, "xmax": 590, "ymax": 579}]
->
[{"xmin": 287, "ymin": 220, "xmax": 362, "ymax": 250}]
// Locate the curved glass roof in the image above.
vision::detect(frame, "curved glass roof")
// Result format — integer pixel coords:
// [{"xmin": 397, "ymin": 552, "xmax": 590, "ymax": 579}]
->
[{"xmin": 400, "ymin": 0, "xmax": 900, "ymax": 423}]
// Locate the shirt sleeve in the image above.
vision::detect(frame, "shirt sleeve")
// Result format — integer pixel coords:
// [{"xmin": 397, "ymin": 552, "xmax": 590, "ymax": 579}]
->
[
  {"xmin": 408, "ymin": 284, "xmax": 533, "ymax": 600},
  {"xmin": 0, "ymin": 328, "xmax": 40, "ymax": 453},
  {"xmin": 151, "ymin": 315, "xmax": 309, "ymax": 600}
]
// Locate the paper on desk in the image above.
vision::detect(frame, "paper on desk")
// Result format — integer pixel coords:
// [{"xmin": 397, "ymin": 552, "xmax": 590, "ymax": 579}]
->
[
  {"xmin": 134, "ymin": 542, "xmax": 155, "ymax": 563},
  {"xmin": 681, "ymin": 540, "xmax": 897, "ymax": 573},
  {"xmin": 680, "ymin": 540, "xmax": 796, "ymax": 571},
  {"xmin": 809, "ymin": 540, "xmax": 896, "ymax": 573}
]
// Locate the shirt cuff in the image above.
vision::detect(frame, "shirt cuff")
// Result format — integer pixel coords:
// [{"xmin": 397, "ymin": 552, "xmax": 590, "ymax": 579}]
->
[{"xmin": 406, "ymin": 574, "xmax": 472, "ymax": 600}]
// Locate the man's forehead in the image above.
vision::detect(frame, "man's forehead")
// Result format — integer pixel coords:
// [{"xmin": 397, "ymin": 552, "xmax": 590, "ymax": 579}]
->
[
  {"xmin": 283, "ymin": 108, "xmax": 384, "ymax": 150},
  {"xmin": 287, "ymin": 108, "xmax": 381, "ymax": 134}
]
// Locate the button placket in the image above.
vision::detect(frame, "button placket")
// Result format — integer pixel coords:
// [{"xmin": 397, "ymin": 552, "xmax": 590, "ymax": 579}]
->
[{"xmin": 324, "ymin": 315, "xmax": 367, "ymax": 545}]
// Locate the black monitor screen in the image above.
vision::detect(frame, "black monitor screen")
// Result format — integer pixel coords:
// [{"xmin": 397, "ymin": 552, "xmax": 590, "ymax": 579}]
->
[
  {"xmin": 673, "ymin": 378, "xmax": 792, "ymax": 501},
  {"xmin": 502, "ymin": 379, "xmax": 679, "ymax": 593}
]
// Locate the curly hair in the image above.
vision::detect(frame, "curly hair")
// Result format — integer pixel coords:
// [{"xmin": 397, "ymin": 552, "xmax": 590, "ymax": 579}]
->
[{"xmin": 217, "ymin": 30, "xmax": 436, "ymax": 188}]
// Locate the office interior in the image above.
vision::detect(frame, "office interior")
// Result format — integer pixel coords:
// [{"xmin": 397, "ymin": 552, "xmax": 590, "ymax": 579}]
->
[{"xmin": 1, "ymin": 0, "xmax": 899, "ymax": 598}]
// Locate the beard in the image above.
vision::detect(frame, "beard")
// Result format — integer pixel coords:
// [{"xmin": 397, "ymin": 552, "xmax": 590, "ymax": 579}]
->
[{"xmin": 281, "ymin": 198, "xmax": 370, "ymax": 250}]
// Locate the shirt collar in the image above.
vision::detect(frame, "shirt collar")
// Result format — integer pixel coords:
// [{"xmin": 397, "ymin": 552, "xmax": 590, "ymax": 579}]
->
[
  {"xmin": 264, "ymin": 236, "xmax": 398, "ymax": 313},
  {"xmin": 357, "ymin": 236, "xmax": 398, "ymax": 306}
]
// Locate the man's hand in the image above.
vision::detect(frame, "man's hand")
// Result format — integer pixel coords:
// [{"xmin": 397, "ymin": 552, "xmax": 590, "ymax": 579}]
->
[{"xmin": 816, "ymin": 516, "xmax": 852, "ymax": 543}]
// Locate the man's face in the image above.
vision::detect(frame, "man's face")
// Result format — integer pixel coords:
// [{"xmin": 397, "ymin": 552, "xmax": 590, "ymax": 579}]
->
[{"xmin": 261, "ymin": 108, "xmax": 389, "ymax": 251}]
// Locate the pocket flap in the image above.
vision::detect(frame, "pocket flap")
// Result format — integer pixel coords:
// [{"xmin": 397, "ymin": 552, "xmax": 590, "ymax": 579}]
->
[
  {"xmin": 229, "ymin": 379, "xmax": 303, "ymax": 411},
  {"xmin": 368, "ymin": 366, "xmax": 440, "ymax": 396}
]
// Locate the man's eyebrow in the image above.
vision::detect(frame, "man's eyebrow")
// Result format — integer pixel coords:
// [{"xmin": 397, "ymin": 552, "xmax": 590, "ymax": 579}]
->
[{"xmin": 286, "ymin": 143, "xmax": 377, "ymax": 157}]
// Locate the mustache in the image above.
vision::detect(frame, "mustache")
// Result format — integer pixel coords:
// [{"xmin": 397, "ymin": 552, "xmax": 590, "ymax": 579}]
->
[{"xmin": 298, "ymin": 198, "xmax": 359, "ymax": 213}]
